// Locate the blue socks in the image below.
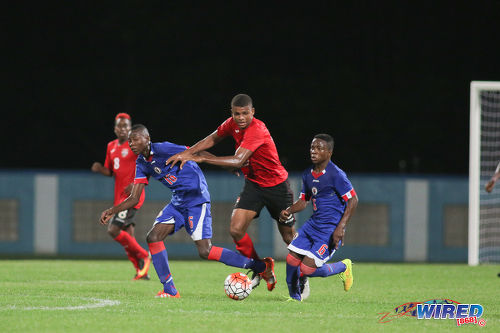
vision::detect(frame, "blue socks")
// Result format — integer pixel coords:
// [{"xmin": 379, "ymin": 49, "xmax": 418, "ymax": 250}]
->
[{"xmin": 309, "ymin": 261, "xmax": 346, "ymax": 277}]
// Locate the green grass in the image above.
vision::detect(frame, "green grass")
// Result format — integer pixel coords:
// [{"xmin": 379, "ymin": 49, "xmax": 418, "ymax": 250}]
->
[{"xmin": 0, "ymin": 260, "xmax": 498, "ymax": 332}]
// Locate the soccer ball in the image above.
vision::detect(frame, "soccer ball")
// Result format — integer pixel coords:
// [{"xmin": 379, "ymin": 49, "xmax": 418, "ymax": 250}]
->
[{"xmin": 224, "ymin": 272, "xmax": 252, "ymax": 300}]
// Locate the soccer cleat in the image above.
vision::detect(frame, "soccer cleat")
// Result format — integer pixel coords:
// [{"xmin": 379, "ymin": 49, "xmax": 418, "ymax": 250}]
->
[
  {"xmin": 259, "ymin": 257, "xmax": 277, "ymax": 291},
  {"xmin": 247, "ymin": 270, "xmax": 262, "ymax": 290},
  {"xmin": 155, "ymin": 290, "xmax": 180, "ymax": 298},
  {"xmin": 133, "ymin": 273, "xmax": 150, "ymax": 281},
  {"xmin": 339, "ymin": 259, "xmax": 353, "ymax": 292},
  {"xmin": 285, "ymin": 295, "xmax": 301, "ymax": 302},
  {"xmin": 299, "ymin": 276, "xmax": 310, "ymax": 300},
  {"xmin": 135, "ymin": 256, "xmax": 151, "ymax": 280}
]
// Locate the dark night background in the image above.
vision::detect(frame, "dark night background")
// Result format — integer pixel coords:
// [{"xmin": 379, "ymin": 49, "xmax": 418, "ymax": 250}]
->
[{"xmin": 5, "ymin": 1, "xmax": 500, "ymax": 174}]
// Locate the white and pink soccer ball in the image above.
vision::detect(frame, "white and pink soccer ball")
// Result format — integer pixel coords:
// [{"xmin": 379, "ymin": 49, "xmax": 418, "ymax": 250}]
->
[{"xmin": 224, "ymin": 272, "xmax": 252, "ymax": 300}]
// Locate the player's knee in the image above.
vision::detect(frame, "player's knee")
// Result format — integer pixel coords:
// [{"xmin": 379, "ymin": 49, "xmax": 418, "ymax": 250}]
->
[
  {"xmin": 146, "ymin": 230, "xmax": 161, "ymax": 243},
  {"xmin": 229, "ymin": 226, "xmax": 245, "ymax": 240},
  {"xmin": 281, "ymin": 231, "xmax": 295, "ymax": 245},
  {"xmin": 197, "ymin": 247, "xmax": 210, "ymax": 260},
  {"xmin": 107, "ymin": 224, "xmax": 120, "ymax": 238}
]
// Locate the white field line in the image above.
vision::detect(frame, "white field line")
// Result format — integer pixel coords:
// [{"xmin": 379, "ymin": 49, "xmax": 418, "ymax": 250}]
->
[{"xmin": 1, "ymin": 298, "xmax": 120, "ymax": 311}]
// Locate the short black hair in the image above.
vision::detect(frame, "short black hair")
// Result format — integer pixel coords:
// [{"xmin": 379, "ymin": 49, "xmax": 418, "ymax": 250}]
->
[
  {"xmin": 231, "ymin": 94, "xmax": 253, "ymax": 107},
  {"xmin": 130, "ymin": 124, "xmax": 149, "ymax": 136},
  {"xmin": 314, "ymin": 133, "xmax": 334, "ymax": 151}
]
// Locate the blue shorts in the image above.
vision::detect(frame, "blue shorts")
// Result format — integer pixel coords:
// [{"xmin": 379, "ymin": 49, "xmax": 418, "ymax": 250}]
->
[
  {"xmin": 287, "ymin": 218, "xmax": 338, "ymax": 267},
  {"xmin": 154, "ymin": 202, "xmax": 213, "ymax": 241}
]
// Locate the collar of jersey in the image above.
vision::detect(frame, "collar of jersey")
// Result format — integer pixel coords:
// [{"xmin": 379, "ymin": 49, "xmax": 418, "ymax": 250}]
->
[
  {"xmin": 142, "ymin": 142, "xmax": 155, "ymax": 162},
  {"xmin": 311, "ymin": 169, "xmax": 326, "ymax": 179}
]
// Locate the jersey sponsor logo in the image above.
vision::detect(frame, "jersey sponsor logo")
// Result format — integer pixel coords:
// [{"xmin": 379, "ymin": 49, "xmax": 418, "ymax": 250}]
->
[
  {"xmin": 121, "ymin": 148, "xmax": 129, "ymax": 157},
  {"xmin": 313, "ymin": 179, "xmax": 320, "ymax": 183},
  {"xmin": 312, "ymin": 187, "xmax": 318, "ymax": 195},
  {"xmin": 154, "ymin": 167, "xmax": 162, "ymax": 174}
]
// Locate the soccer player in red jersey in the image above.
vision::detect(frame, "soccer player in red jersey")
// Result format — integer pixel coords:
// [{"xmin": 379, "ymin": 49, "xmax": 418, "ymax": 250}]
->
[
  {"xmin": 166, "ymin": 94, "xmax": 296, "ymax": 291},
  {"xmin": 91, "ymin": 113, "xmax": 151, "ymax": 280}
]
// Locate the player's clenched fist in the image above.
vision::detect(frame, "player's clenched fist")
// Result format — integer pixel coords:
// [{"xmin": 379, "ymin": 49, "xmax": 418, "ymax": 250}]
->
[
  {"xmin": 100, "ymin": 209, "xmax": 114, "ymax": 225},
  {"xmin": 279, "ymin": 209, "xmax": 291, "ymax": 223}
]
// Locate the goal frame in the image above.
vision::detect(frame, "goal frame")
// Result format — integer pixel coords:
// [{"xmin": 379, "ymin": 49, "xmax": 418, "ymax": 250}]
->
[{"xmin": 469, "ymin": 81, "xmax": 500, "ymax": 266}]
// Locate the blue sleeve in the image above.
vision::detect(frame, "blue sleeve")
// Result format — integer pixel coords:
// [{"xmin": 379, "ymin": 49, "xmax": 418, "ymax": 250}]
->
[
  {"xmin": 300, "ymin": 171, "xmax": 311, "ymax": 201},
  {"xmin": 134, "ymin": 160, "xmax": 149, "ymax": 185},
  {"xmin": 333, "ymin": 169, "xmax": 354, "ymax": 199}
]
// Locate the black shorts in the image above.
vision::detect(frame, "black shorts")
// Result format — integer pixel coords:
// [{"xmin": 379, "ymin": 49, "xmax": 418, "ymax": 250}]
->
[
  {"xmin": 235, "ymin": 179, "xmax": 295, "ymax": 226},
  {"xmin": 111, "ymin": 208, "xmax": 137, "ymax": 229}
]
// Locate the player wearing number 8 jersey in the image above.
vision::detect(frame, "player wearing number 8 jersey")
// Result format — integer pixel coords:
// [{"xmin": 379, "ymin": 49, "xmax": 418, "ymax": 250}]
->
[
  {"xmin": 279, "ymin": 134, "xmax": 358, "ymax": 301},
  {"xmin": 91, "ymin": 113, "xmax": 150, "ymax": 280}
]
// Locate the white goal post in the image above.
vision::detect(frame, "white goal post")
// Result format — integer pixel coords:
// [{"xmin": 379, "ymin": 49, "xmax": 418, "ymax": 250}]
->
[{"xmin": 469, "ymin": 81, "xmax": 500, "ymax": 265}]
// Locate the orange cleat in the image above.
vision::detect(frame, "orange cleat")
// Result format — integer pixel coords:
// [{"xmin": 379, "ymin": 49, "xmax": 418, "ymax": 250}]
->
[
  {"xmin": 155, "ymin": 290, "xmax": 180, "ymax": 298},
  {"xmin": 135, "ymin": 256, "xmax": 151, "ymax": 280},
  {"xmin": 259, "ymin": 257, "xmax": 277, "ymax": 291}
]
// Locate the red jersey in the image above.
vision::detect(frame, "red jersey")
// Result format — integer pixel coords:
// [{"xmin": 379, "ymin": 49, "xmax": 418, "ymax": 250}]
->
[
  {"xmin": 217, "ymin": 117, "xmax": 288, "ymax": 187},
  {"xmin": 104, "ymin": 139, "xmax": 145, "ymax": 209}
]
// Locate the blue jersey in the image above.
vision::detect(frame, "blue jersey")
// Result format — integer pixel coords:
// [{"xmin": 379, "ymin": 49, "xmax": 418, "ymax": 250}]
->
[
  {"xmin": 134, "ymin": 142, "xmax": 211, "ymax": 207},
  {"xmin": 300, "ymin": 160, "xmax": 356, "ymax": 229}
]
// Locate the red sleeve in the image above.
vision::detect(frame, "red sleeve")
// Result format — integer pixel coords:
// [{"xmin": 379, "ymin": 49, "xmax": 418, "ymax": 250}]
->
[
  {"xmin": 104, "ymin": 142, "xmax": 112, "ymax": 171},
  {"xmin": 240, "ymin": 124, "xmax": 265, "ymax": 152},
  {"xmin": 216, "ymin": 117, "xmax": 234, "ymax": 137},
  {"xmin": 134, "ymin": 178, "xmax": 149, "ymax": 185}
]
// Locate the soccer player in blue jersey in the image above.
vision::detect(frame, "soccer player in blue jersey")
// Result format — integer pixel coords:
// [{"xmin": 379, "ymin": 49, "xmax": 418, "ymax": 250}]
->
[
  {"xmin": 100, "ymin": 124, "xmax": 274, "ymax": 298},
  {"xmin": 279, "ymin": 134, "xmax": 358, "ymax": 301}
]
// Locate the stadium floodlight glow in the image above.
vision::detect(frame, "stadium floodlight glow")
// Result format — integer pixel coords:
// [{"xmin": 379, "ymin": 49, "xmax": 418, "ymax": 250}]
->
[{"xmin": 469, "ymin": 81, "xmax": 500, "ymax": 266}]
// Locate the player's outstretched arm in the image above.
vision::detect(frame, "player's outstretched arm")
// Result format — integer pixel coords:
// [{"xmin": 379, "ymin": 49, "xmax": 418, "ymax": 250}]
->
[
  {"xmin": 332, "ymin": 194, "xmax": 358, "ymax": 249},
  {"xmin": 91, "ymin": 162, "xmax": 112, "ymax": 176},
  {"xmin": 166, "ymin": 131, "xmax": 224, "ymax": 169},
  {"xmin": 279, "ymin": 198, "xmax": 308, "ymax": 223},
  {"xmin": 100, "ymin": 183, "xmax": 145, "ymax": 224},
  {"xmin": 193, "ymin": 146, "xmax": 253, "ymax": 169}
]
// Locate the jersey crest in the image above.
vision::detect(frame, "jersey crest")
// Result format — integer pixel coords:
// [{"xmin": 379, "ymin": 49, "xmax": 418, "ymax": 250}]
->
[{"xmin": 312, "ymin": 187, "xmax": 318, "ymax": 195}]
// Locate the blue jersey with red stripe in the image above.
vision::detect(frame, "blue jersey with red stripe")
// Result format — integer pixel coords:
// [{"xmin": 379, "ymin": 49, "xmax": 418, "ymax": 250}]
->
[
  {"xmin": 300, "ymin": 160, "xmax": 355, "ymax": 229},
  {"xmin": 134, "ymin": 142, "xmax": 211, "ymax": 207}
]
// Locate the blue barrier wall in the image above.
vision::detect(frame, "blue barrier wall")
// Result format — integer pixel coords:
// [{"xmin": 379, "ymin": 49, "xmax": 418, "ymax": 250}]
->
[{"xmin": 0, "ymin": 170, "xmax": 468, "ymax": 262}]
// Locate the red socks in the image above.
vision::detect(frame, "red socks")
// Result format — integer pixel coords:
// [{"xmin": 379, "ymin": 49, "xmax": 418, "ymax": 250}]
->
[
  {"xmin": 234, "ymin": 233, "xmax": 259, "ymax": 259},
  {"xmin": 114, "ymin": 231, "xmax": 148, "ymax": 267}
]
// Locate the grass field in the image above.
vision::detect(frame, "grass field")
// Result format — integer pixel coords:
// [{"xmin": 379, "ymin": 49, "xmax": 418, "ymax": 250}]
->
[{"xmin": 0, "ymin": 260, "xmax": 498, "ymax": 332}]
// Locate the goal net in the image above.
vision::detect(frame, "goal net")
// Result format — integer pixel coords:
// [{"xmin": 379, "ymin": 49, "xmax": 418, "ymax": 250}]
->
[{"xmin": 469, "ymin": 81, "xmax": 500, "ymax": 265}]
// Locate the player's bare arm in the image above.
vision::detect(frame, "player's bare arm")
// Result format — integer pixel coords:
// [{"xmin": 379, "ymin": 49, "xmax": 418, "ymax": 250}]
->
[
  {"xmin": 91, "ymin": 162, "xmax": 112, "ymax": 176},
  {"xmin": 279, "ymin": 198, "xmax": 308, "ymax": 222},
  {"xmin": 193, "ymin": 146, "xmax": 253, "ymax": 169},
  {"xmin": 100, "ymin": 183, "xmax": 145, "ymax": 224},
  {"xmin": 332, "ymin": 194, "xmax": 358, "ymax": 249},
  {"xmin": 166, "ymin": 131, "xmax": 224, "ymax": 169}
]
